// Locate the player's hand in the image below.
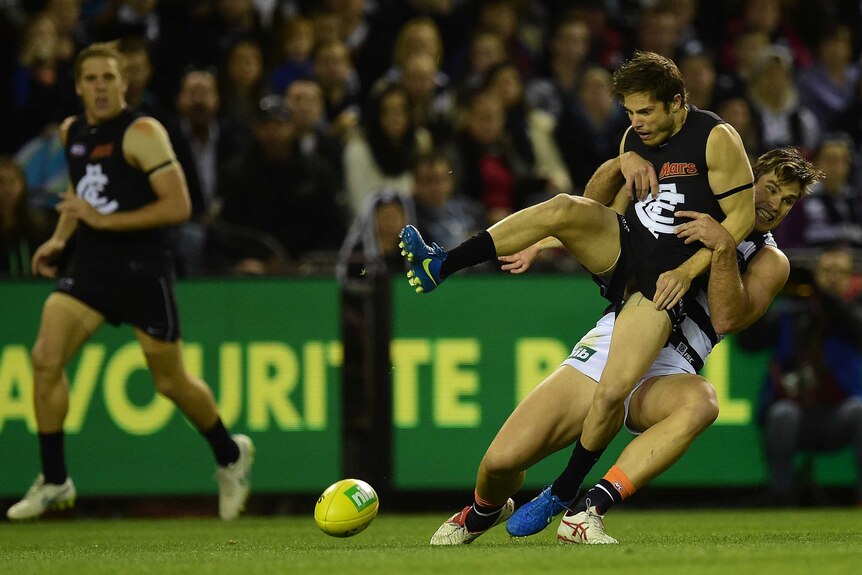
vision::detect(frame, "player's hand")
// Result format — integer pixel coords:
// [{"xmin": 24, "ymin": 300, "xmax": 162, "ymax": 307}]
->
[
  {"xmin": 31, "ymin": 238, "xmax": 66, "ymax": 278},
  {"xmin": 499, "ymin": 243, "xmax": 542, "ymax": 274},
  {"xmin": 674, "ymin": 210, "xmax": 736, "ymax": 251},
  {"xmin": 620, "ymin": 151, "xmax": 658, "ymax": 202},
  {"xmin": 654, "ymin": 267, "xmax": 691, "ymax": 310},
  {"xmin": 56, "ymin": 195, "xmax": 107, "ymax": 229}
]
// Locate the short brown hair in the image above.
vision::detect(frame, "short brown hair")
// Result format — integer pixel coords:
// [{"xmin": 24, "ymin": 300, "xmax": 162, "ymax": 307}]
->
[
  {"xmin": 753, "ymin": 147, "xmax": 823, "ymax": 198},
  {"xmin": 612, "ymin": 50, "xmax": 686, "ymax": 107},
  {"xmin": 75, "ymin": 41, "xmax": 125, "ymax": 81}
]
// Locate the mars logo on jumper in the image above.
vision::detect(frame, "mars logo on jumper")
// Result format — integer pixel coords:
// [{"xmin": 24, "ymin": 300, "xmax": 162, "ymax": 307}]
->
[
  {"xmin": 634, "ymin": 182, "xmax": 684, "ymax": 237},
  {"xmin": 658, "ymin": 162, "xmax": 698, "ymax": 179},
  {"xmin": 77, "ymin": 164, "xmax": 119, "ymax": 214},
  {"xmin": 89, "ymin": 143, "xmax": 114, "ymax": 159}
]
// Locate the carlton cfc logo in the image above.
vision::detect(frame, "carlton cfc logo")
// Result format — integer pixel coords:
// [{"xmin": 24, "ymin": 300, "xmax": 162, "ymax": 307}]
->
[{"xmin": 77, "ymin": 164, "xmax": 119, "ymax": 214}]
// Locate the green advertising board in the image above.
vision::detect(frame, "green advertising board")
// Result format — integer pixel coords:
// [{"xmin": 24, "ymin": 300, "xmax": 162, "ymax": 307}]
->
[
  {"xmin": 0, "ymin": 276, "xmax": 854, "ymax": 497},
  {"xmin": 391, "ymin": 275, "xmax": 856, "ymax": 490},
  {"xmin": 0, "ymin": 279, "xmax": 342, "ymax": 496}
]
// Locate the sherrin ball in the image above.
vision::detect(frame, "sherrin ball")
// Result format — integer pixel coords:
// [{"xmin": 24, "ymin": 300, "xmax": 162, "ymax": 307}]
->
[{"xmin": 314, "ymin": 478, "xmax": 379, "ymax": 537}]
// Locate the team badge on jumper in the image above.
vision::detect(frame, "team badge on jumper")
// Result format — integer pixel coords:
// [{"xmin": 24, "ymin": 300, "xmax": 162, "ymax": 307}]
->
[
  {"xmin": 77, "ymin": 164, "xmax": 118, "ymax": 214},
  {"xmin": 569, "ymin": 345, "xmax": 597, "ymax": 362}
]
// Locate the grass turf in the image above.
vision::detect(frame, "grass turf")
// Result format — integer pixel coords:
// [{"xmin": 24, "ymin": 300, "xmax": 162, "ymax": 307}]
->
[{"xmin": 1, "ymin": 509, "xmax": 860, "ymax": 575}]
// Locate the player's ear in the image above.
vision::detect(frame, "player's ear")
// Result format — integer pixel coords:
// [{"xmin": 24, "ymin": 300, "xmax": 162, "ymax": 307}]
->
[{"xmin": 672, "ymin": 94, "xmax": 682, "ymax": 111}]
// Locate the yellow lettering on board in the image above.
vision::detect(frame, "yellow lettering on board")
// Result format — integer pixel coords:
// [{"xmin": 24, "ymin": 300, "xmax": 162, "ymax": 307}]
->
[
  {"xmin": 390, "ymin": 339, "xmax": 431, "ymax": 428},
  {"xmin": 247, "ymin": 342, "xmax": 301, "ymax": 430},
  {"xmin": 433, "ymin": 339, "xmax": 480, "ymax": 427}
]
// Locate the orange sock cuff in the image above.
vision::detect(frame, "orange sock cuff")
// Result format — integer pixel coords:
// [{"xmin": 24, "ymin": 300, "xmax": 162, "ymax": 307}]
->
[
  {"xmin": 474, "ymin": 490, "xmax": 506, "ymax": 509},
  {"xmin": 603, "ymin": 465, "xmax": 636, "ymax": 500}
]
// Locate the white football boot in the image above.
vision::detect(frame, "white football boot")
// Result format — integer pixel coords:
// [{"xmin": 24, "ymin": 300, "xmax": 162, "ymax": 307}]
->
[
  {"xmin": 7, "ymin": 474, "xmax": 76, "ymax": 520},
  {"xmin": 556, "ymin": 505, "xmax": 619, "ymax": 545},
  {"xmin": 216, "ymin": 434, "xmax": 255, "ymax": 520},
  {"xmin": 430, "ymin": 499, "xmax": 515, "ymax": 545}
]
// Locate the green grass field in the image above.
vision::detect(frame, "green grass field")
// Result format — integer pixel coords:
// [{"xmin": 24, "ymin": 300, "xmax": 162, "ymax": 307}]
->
[{"xmin": 1, "ymin": 509, "xmax": 860, "ymax": 575}]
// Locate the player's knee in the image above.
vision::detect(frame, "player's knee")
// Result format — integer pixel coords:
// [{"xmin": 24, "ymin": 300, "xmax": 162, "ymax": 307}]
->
[
  {"xmin": 481, "ymin": 447, "xmax": 522, "ymax": 478},
  {"xmin": 683, "ymin": 380, "xmax": 719, "ymax": 432},
  {"xmin": 593, "ymin": 382, "xmax": 630, "ymax": 413},
  {"xmin": 152, "ymin": 373, "xmax": 187, "ymax": 400},
  {"xmin": 546, "ymin": 194, "xmax": 587, "ymax": 226},
  {"xmin": 30, "ymin": 342, "xmax": 64, "ymax": 382}
]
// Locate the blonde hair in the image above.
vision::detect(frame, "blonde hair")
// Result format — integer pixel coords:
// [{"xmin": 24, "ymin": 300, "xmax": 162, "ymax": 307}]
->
[{"xmin": 74, "ymin": 41, "xmax": 125, "ymax": 81}]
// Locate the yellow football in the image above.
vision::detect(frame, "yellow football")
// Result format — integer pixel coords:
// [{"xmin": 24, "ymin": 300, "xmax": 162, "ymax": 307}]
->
[{"xmin": 314, "ymin": 478, "xmax": 379, "ymax": 537}]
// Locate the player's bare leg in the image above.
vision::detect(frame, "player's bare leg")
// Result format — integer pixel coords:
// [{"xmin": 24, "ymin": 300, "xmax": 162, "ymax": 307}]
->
[
  {"xmin": 137, "ymin": 331, "xmax": 254, "ymax": 520},
  {"xmin": 7, "ymin": 294, "xmax": 101, "ymax": 520},
  {"xmin": 488, "ymin": 194, "xmax": 622, "ymax": 275},
  {"xmin": 581, "ymin": 295, "xmax": 672, "ymax": 452},
  {"xmin": 618, "ymin": 373, "xmax": 720, "ymax": 486},
  {"xmin": 431, "ymin": 367, "xmax": 595, "ymax": 545}
]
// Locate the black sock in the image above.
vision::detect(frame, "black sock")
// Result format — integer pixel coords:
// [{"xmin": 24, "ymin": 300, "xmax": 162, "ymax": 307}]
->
[
  {"xmin": 39, "ymin": 431, "xmax": 67, "ymax": 485},
  {"xmin": 464, "ymin": 498, "xmax": 505, "ymax": 533},
  {"xmin": 574, "ymin": 479, "xmax": 622, "ymax": 515},
  {"xmin": 201, "ymin": 418, "xmax": 239, "ymax": 467},
  {"xmin": 550, "ymin": 442, "xmax": 605, "ymax": 502},
  {"xmin": 439, "ymin": 230, "xmax": 496, "ymax": 279}
]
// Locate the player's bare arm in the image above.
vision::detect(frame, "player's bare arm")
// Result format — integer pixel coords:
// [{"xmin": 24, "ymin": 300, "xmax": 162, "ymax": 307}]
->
[
  {"xmin": 57, "ymin": 117, "xmax": 191, "ymax": 231},
  {"xmin": 709, "ymin": 245, "xmax": 789, "ymax": 334},
  {"xmin": 33, "ymin": 117, "xmax": 79, "ymax": 277},
  {"xmin": 499, "ymin": 237, "xmax": 562, "ymax": 274},
  {"xmin": 653, "ymin": 124, "xmax": 755, "ymax": 310},
  {"xmin": 673, "ymin": 209, "xmax": 789, "ymax": 332}
]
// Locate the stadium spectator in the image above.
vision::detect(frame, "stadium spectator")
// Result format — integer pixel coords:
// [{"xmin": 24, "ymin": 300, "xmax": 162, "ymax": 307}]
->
[
  {"xmin": 398, "ymin": 52, "xmax": 456, "ymax": 147},
  {"xmin": 116, "ymin": 36, "xmax": 164, "ymax": 119},
  {"xmin": 775, "ymin": 133, "xmax": 862, "ymax": 249},
  {"xmin": 218, "ymin": 37, "xmax": 268, "ymax": 129},
  {"xmin": 524, "ymin": 18, "xmax": 591, "ymax": 123},
  {"xmin": 344, "ymin": 83, "xmax": 431, "ymax": 217},
  {"xmin": 312, "ymin": 40, "xmax": 362, "ymax": 141},
  {"xmin": 285, "ymin": 77, "xmax": 345, "ymax": 184},
  {"xmin": 721, "ymin": 0, "xmax": 812, "ymax": 72},
  {"xmin": 745, "ymin": 246, "xmax": 862, "ymax": 506},
  {"xmin": 483, "ymin": 61, "xmax": 571, "ymax": 196},
  {"xmin": 217, "ymin": 96, "xmax": 346, "ymax": 273},
  {"xmin": 447, "ymin": 89, "xmax": 540, "ymax": 224},
  {"xmin": 679, "ymin": 52, "xmax": 742, "ymax": 113},
  {"xmin": 474, "ymin": 0, "xmax": 539, "ymax": 78},
  {"xmin": 555, "ymin": 66, "xmax": 628, "ymax": 193},
  {"xmin": 4, "ymin": 43, "xmax": 253, "ymax": 522},
  {"xmin": 166, "ymin": 67, "xmax": 247, "ymax": 220},
  {"xmin": 747, "ymin": 45, "xmax": 821, "ymax": 156},
  {"xmin": 10, "ymin": 12, "xmax": 79, "ymax": 152},
  {"xmin": 797, "ymin": 24, "xmax": 860, "ymax": 134},
  {"xmin": 632, "ymin": 4, "xmax": 683, "ymax": 61},
  {"xmin": 563, "ymin": 0, "xmax": 624, "ymax": 70},
  {"xmin": 0, "ymin": 156, "xmax": 51, "ymax": 277},
  {"xmin": 337, "ymin": 188, "xmax": 414, "ymax": 282},
  {"xmin": 715, "ymin": 95, "xmax": 762, "ymax": 162},
  {"xmin": 453, "ymin": 30, "xmax": 506, "ymax": 106},
  {"xmin": 411, "ymin": 151, "xmax": 485, "ymax": 249},
  {"xmin": 268, "ymin": 15, "xmax": 314, "ymax": 95}
]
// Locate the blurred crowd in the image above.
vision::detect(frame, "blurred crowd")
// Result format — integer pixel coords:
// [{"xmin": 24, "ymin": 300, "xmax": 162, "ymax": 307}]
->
[{"xmin": 2, "ymin": 0, "xmax": 862, "ymax": 279}]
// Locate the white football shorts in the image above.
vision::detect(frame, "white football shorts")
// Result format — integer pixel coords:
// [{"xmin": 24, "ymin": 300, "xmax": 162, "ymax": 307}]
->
[{"xmin": 561, "ymin": 312, "xmax": 696, "ymax": 435}]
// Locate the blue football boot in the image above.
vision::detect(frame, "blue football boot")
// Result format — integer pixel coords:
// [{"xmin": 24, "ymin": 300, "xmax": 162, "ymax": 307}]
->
[
  {"xmin": 399, "ymin": 225, "xmax": 447, "ymax": 293},
  {"xmin": 506, "ymin": 486, "xmax": 574, "ymax": 537}
]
